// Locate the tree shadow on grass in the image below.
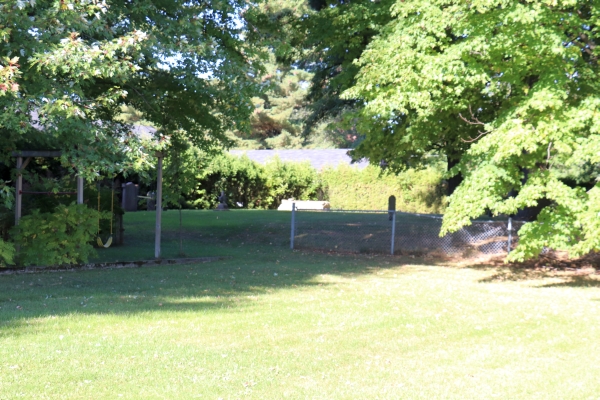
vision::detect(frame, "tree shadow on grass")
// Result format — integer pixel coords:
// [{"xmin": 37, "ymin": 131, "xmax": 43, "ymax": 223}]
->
[
  {"xmin": 473, "ymin": 263, "xmax": 600, "ymax": 288},
  {"xmin": 536, "ymin": 275, "xmax": 600, "ymax": 289},
  {"xmin": 476, "ymin": 266, "xmax": 553, "ymax": 283},
  {"xmin": 0, "ymin": 247, "xmax": 422, "ymax": 338}
]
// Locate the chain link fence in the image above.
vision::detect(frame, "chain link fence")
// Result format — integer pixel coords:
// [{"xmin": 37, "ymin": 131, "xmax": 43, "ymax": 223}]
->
[{"xmin": 291, "ymin": 208, "xmax": 523, "ymax": 258}]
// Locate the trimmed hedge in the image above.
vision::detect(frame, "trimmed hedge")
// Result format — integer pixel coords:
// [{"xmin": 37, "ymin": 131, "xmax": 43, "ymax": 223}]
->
[
  {"xmin": 182, "ymin": 155, "xmax": 320, "ymax": 210},
  {"xmin": 181, "ymin": 154, "xmax": 445, "ymax": 213},
  {"xmin": 321, "ymin": 165, "xmax": 445, "ymax": 213},
  {"xmin": 185, "ymin": 154, "xmax": 270, "ymax": 209}
]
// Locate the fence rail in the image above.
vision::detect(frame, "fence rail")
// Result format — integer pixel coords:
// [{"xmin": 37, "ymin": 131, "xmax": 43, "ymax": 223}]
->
[{"xmin": 290, "ymin": 205, "xmax": 522, "ymax": 258}]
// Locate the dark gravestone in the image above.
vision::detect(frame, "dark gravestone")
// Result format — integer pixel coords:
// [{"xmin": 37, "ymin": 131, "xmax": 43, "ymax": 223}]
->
[
  {"xmin": 215, "ymin": 190, "xmax": 229, "ymax": 211},
  {"xmin": 147, "ymin": 191, "xmax": 156, "ymax": 211},
  {"xmin": 121, "ymin": 182, "xmax": 139, "ymax": 212},
  {"xmin": 388, "ymin": 195, "xmax": 396, "ymax": 221}
]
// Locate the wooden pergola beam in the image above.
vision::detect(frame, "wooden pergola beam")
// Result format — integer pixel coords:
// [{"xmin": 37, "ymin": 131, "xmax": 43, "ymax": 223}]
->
[{"xmin": 11, "ymin": 150, "xmax": 62, "ymax": 158}]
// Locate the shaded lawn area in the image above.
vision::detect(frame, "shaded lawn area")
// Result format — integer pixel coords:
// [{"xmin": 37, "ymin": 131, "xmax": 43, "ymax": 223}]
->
[
  {"xmin": 89, "ymin": 209, "xmax": 508, "ymax": 263},
  {"xmin": 90, "ymin": 210, "xmax": 293, "ymax": 262},
  {"xmin": 89, "ymin": 209, "xmax": 446, "ymax": 263},
  {"xmin": 1, "ymin": 212, "xmax": 599, "ymax": 398}
]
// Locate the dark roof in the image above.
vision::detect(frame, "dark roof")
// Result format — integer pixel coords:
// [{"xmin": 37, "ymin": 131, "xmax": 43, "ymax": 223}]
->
[
  {"xmin": 229, "ymin": 149, "xmax": 370, "ymax": 170},
  {"xmin": 29, "ymin": 110, "xmax": 158, "ymax": 138}
]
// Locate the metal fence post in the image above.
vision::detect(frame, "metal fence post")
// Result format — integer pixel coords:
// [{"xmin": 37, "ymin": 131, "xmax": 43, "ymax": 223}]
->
[
  {"xmin": 390, "ymin": 210, "xmax": 396, "ymax": 255},
  {"xmin": 290, "ymin": 203, "xmax": 296, "ymax": 250},
  {"xmin": 507, "ymin": 217, "xmax": 512, "ymax": 255},
  {"xmin": 155, "ymin": 153, "xmax": 163, "ymax": 259}
]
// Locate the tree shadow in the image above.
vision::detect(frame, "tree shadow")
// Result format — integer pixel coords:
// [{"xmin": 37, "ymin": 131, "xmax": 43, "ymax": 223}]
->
[
  {"xmin": 10, "ymin": 209, "xmax": 598, "ymax": 338},
  {"xmin": 476, "ymin": 266, "xmax": 553, "ymax": 283},
  {"xmin": 0, "ymin": 247, "xmax": 422, "ymax": 338},
  {"xmin": 536, "ymin": 275, "xmax": 600, "ymax": 289},
  {"xmin": 473, "ymin": 263, "xmax": 600, "ymax": 288}
]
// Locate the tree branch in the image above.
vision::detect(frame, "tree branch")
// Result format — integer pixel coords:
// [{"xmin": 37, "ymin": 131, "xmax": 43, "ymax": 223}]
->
[
  {"xmin": 460, "ymin": 131, "xmax": 489, "ymax": 143},
  {"xmin": 458, "ymin": 105, "xmax": 486, "ymax": 126},
  {"xmin": 458, "ymin": 105, "xmax": 489, "ymax": 142}
]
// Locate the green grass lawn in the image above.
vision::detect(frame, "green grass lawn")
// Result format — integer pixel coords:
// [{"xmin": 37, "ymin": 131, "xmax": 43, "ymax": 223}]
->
[
  {"xmin": 1, "ymin": 211, "xmax": 600, "ymax": 398},
  {"xmin": 88, "ymin": 209, "xmax": 476, "ymax": 262},
  {"xmin": 90, "ymin": 210, "xmax": 292, "ymax": 262}
]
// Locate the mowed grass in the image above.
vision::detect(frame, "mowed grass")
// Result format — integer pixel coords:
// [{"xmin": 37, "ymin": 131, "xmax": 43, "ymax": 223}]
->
[
  {"xmin": 90, "ymin": 209, "xmax": 442, "ymax": 263},
  {"xmin": 1, "ymin": 212, "xmax": 600, "ymax": 398},
  {"xmin": 90, "ymin": 210, "xmax": 293, "ymax": 262}
]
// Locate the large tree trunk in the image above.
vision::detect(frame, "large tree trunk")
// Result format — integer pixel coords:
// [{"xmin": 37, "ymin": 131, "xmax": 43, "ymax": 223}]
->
[
  {"xmin": 515, "ymin": 200, "xmax": 551, "ymax": 221},
  {"xmin": 446, "ymin": 158, "xmax": 463, "ymax": 196},
  {"xmin": 513, "ymin": 168, "xmax": 552, "ymax": 221}
]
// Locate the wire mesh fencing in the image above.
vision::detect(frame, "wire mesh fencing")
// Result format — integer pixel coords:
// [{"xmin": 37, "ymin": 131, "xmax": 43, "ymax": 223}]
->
[{"xmin": 291, "ymin": 208, "xmax": 523, "ymax": 258}]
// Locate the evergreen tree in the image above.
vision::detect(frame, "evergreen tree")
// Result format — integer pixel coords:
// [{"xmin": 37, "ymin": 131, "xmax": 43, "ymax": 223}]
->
[{"xmin": 229, "ymin": 55, "xmax": 359, "ymax": 149}]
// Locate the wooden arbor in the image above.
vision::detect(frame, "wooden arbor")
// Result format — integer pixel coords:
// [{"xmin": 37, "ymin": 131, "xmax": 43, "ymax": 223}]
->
[
  {"xmin": 12, "ymin": 150, "xmax": 84, "ymax": 226},
  {"xmin": 12, "ymin": 150, "xmax": 165, "ymax": 260}
]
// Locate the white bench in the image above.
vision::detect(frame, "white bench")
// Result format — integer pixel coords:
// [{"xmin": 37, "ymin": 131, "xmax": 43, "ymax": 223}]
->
[{"xmin": 278, "ymin": 199, "xmax": 330, "ymax": 211}]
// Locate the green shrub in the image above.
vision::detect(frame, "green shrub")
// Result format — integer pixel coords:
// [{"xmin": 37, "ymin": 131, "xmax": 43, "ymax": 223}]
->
[
  {"xmin": 11, "ymin": 203, "xmax": 102, "ymax": 266},
  {"xmin": 0, "ymin": 177, "xmax": 119, "ymax": 266},
  {"xmin": 263, "ymin": 157, "xmax": 320, "ymax": 207},
  {"xmin": 14, "ymin": 176, "xmax": 121, "ymax": 237},
  {"xmin": 176, "ymin": 152, "xmax": 445, "ymax": 213},
  {"xmin": 184, "ymin": 155, "xmax": 322, "ymax": 209},
  {"xmin": 187, "ymin": 154, "xmax": 270, "ymax": 209},
  {"xmin": 0, "ymin": 238, "xmax": 15, "ymax": 267}
]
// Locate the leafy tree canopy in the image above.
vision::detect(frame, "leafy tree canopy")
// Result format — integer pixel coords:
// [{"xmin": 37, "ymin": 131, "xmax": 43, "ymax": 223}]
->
[
  {"xmin": 296, "ymin": 0, "xmax": 394, "ymax": 127},
  {"xmin": 259, "ymin": 0, "xmax": 393, "ymax": 132},
  {"xmin": 0, "ymin": 0, "xmax": 264, "ymax": 179},
  {"xmin": 345, "ymin": 0, "xmax": 600, "ymax": 260}
]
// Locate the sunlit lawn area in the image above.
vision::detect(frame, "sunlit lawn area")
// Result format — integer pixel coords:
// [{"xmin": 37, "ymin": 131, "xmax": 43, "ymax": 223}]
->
[{"xmin": 1, "ymin": 211, "xmax": 600, "ymax": 398}]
